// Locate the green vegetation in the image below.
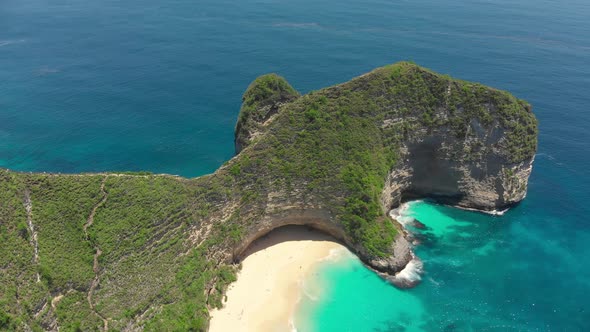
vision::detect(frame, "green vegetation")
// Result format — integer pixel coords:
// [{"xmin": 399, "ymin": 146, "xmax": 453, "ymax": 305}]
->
[
  {"xmin": 235, "ymin": 73, "xmax": 300, "ymax": 151},
  {"xmin": 242, "ymin": 84, "xmax": 400, "ymax": 256},
  {"xmin": 0, "ymin": 62, "xmax": 537, "ymax": 331},
  {"xmin": 498, "ymin": 100, "xmax": 538, "ymax": 162},
  {"xmin": 340, "ymin": 164, "xmax": 397, "ymax": 257},
  {"xmin": 231, "ymin": 62, "xmax": 536, "ymax": 257},
  {"xmin": 0, "ymin": 171, "xmax": 237, "ymax": 331}
]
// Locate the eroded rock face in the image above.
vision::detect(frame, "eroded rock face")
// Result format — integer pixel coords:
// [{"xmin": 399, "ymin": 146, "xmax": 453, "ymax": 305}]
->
[
  {"xmin": 232, "ymin": 63, "xmax": 537, "ymax": 282},
  {"xmin": 232, "ymin": 208, "xmax": 345, "ymax": 260},
  {"xmin": 364, "ymin": 233, "xmax": 413, "ymax": 273},
  {"xmin": 232, "ymin": 208, "xmax": 415, "ymax": 279},
  {"xmin": 0, "ymin": 63, "xmax": 539, "ymax": 329},
  {"xmin": 234, "ymin": 73, "xmax": 300, "ymax": 154},
  {"xmin": 0, "ymin": 62, "xmax": 537, "ymax": 330},
  {"xmin": 382, "ymin": 120, "xmax": 535, "ymax": 212}
]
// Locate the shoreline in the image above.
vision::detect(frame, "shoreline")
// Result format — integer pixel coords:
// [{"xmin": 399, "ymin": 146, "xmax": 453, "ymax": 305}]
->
[
  {"xmin": 396, "ymin": 199, "xmax": 511, "ymax": 217},
  {"xmin": 208, "ymin": 226, "xmax": 346, "ymax": 332},
  {"xmin": 209, "ymin": 202, "xmax": 443, "ymax": 331}
]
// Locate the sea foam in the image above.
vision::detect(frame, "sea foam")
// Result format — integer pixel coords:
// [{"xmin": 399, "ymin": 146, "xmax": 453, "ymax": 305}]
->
[
  {"xmin": 389, "ymin": 201, "xmax": 419, "ymax": 227},
  {"xmin": 391, "ymin": 256, "xmax": 423, "ymax": 288},
  {"xmin": 388, "ymin": 201, "xmax": 426, "ymax": 288}
]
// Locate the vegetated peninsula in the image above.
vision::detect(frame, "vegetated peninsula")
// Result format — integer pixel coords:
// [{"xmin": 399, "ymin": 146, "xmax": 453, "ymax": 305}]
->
[{"xmin": 0, "ymin": 62, "xmax": 537, "ymax": 331}]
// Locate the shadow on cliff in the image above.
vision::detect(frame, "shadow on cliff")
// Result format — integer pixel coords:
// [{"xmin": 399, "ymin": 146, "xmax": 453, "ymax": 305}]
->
[{"xmin": 239, "ymin": 225, "xmax": 344, "ymax": 260}]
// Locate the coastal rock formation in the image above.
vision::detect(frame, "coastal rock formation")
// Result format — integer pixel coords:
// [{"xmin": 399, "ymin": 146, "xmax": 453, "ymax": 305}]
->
[
  {"xmin": 234, "ymin": 73, "xmax": 300, "ymax": 153},
  {"xmin": 232, "ymin": 62, "xmax": 536, "ymax": 273},
  {"xmin": 381, "ymin": 117, "xmax": 535, "ymax": 212},
  {"xmin": 0, "ymin": 62, "xmax": 537, "ymax": 331}
]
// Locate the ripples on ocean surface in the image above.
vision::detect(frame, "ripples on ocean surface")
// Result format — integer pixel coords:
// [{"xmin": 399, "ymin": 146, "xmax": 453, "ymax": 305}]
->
[{"xmin": 1, "ymin": 0, "xmax": 589, "ymax": 329}]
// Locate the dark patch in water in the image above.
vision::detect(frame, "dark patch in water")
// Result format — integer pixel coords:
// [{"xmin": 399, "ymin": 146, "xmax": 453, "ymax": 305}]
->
[{"xmin": 412, "ymin": 219, "xmax": 428, "ymax": 230}]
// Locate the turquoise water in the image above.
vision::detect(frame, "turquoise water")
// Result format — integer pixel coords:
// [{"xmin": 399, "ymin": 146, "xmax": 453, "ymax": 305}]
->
[
  {"xmin": 2, "ymin": 0, "xmax": 590, "ymax": 330},
  {"xmin": 298, "ymin": 200, "xmax": 590, "ymax": 330},
  {"xmin": 296, "ymin": 248, "xmax": 426, "ymax": 332}
]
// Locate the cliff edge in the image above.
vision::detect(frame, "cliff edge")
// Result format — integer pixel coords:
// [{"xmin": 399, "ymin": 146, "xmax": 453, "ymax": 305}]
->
[
  {"xmin": 231, "ymin": 62, "xmax": 536, "ymax": 272},
  {"xmin": 0, "ymin": 62, "xmax": 537, "ymax": 331}
]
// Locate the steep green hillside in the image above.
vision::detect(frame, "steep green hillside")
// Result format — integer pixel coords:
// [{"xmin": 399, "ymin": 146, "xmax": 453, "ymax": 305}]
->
[{"xmin": 0, "ymin": 62, "xmax": 537, "ymax": 331}]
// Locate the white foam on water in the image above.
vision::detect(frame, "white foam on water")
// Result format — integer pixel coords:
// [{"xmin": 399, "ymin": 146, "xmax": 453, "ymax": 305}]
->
[
  {"xmin": 393, "ymin": 199, "xmax": 509, "ymax": 217},
  {"xmin": 272, "ymin": 22, "xmax": 320, "ymax": 28},
  {"xmin": 319, "ymin": 247, "xmax": 349, "ymax": 262},
  {"xmin": 394, "ymin": 257, "xmax": 423, "ymax": 284},
  {"xmin": 389, "ymin": 202, "xmax": 426, "ymax": 287},
  {"xmin": 0, "ymin": 39, "xmax": 26, "ymax": 47},
  {"xmin": 453, "ymin": 204, "xmax": 509, "ymax": 216},
  {"xmin": 298, "ymin": 277, "xmax": 320, "ymax": 302},
  {"xmin": 290, "ymin": 278, "xmax": 309, "ymax": 332},
  {"xmin": 288, "ymin": 317, "xmax": 298, "ymax": 332},
  {"xmin": 428, "ymin": 277, "xmax": 441, "ymax": 287},
  {"xmin": 389, "ymin": 201, "xmax": 420, "ymax": 227}
]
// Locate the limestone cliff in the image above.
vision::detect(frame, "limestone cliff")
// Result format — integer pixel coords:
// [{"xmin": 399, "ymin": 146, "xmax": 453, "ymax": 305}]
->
[
  {"xmin": 232, "ymin": 62, "xmax": 536, "ymax": 272},
  {"xmin": 0, "ymin": 62, "xmax": 537, "ymax": 331}
]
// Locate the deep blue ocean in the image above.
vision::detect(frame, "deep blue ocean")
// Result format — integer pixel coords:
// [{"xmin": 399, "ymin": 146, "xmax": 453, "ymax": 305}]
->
[{"xmin": 1, "ymin": 0, "xmax": 589, "ymax": 330}]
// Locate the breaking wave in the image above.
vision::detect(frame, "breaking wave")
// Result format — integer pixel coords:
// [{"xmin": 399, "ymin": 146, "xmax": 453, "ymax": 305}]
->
[{"xmin": 392, "ymin": 256, "xmax": 423, "ymax": 288}]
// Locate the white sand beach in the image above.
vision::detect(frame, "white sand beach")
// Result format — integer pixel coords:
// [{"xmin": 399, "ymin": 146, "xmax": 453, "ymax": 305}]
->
[{"xmin": 208, "ymin": 226, "xmax": 345, "ymax": 332}]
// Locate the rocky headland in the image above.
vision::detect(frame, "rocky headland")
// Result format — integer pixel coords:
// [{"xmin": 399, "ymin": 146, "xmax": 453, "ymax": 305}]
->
[{"xmin": 0, "ymin": 62, "xmax": 537, "ymax": 331}]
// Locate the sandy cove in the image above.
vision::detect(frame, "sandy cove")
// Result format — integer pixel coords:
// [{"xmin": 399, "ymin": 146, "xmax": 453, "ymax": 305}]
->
[{"xmin": 209, "ymin": 226, "xmax": 345, "ymax": 332}]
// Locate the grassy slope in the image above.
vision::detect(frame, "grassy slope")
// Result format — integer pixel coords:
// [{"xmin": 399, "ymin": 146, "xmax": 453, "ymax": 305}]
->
[
  {"xmin": 234, "ymin": 62, "xmax": 537, "ymax": 256},
  {"xmin": 0, "ymin": 62, "xmax": 537, "ymax": 331},
  {"xmin": 0, "ymin": 172, "xmax": 237, "ymax": 331}
]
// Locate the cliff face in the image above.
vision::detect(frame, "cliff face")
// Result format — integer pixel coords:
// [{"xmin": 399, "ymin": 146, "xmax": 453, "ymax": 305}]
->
[
  {"xmin": 0, "ymin": 62, "xmax": 537, "ymax": 331},
  {"xmin": 234, "ymin": 73, "xmax": 300, "ymax": 153},
  {"xmin": 231, "ymin": 62, "xmax": 536, "ymax": 277},
  {"xmin": 382, "ymin": 112, "xmax": 535, "ymax": 212}
]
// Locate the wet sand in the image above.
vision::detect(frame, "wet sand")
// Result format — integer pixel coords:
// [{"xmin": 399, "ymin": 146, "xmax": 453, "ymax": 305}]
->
[{"xmin": 208, "ymin": 226, "xmax": 345, "ymax": 332}]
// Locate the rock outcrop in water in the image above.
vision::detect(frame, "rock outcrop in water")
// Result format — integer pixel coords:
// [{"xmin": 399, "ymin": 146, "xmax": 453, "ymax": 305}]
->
[{"xmin": 0, "ymin": 62, "xmax": 537, "ymax": 331}]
